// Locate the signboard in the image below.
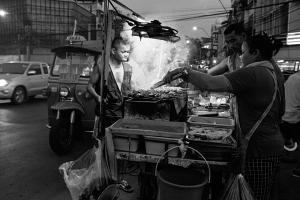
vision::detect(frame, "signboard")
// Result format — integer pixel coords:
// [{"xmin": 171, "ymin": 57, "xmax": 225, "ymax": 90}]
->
[
  {"xmin": 287, "ymin": 32, "xmax": 300, "ymax": 45},
  {"xmin": 66, "ymin": 35, "xmax": 87, "ymax": 44}
]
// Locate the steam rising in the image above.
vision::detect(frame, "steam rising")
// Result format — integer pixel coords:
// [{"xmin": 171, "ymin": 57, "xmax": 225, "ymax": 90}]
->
[{"xmin": 120, "ymin": 23, "xmax": 188, "ymax": 90}]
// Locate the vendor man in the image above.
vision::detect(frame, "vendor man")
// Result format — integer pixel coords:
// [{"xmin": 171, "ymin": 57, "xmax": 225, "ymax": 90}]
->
[{"xmin": 88, "ymin": 37, "xmax": 132, "ymax": 138}]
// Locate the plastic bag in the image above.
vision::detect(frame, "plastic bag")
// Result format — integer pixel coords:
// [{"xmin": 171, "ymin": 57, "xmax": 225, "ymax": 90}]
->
[
  {"xmin": 221, "ymin": 173, "xmax": 255, "ymax": 200},
  {"xmin": 59, "ymin": 140, "xmax": 113, "ymax": 200}
]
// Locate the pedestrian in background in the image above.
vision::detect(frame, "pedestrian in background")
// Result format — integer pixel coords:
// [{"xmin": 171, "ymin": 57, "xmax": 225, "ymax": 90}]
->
[
  {"xmin": 280, "ymin": 70, "xmax": 300, "ymax": 177},
  {"xmin": 207, "ymin": 23, "xmax": 247, "ymax": 75}
]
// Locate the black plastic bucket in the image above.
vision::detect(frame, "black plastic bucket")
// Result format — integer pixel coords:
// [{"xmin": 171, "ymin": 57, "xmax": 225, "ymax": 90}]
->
[
  {"xmin": 155, "ymin": 146, "xmax": 210, "ymax": 200},
  {"xmin": 157, "ymin": 165, "xmax": 208, "ymax": 200}
]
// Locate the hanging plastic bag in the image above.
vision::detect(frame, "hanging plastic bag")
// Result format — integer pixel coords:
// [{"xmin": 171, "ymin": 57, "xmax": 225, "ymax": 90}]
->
[{"xmin": 59, "ymin": 140, "xmax": 113, "ymax": 200}]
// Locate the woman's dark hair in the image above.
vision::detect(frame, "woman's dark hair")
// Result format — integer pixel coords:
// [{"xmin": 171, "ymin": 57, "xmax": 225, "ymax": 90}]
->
[
  {"xmin": 245, "ymin": 32, "xmax": 282, "ymax": 60},
  {"xmin": 224, "ymin": 23, "xmax": 246, "ymax": 36}
]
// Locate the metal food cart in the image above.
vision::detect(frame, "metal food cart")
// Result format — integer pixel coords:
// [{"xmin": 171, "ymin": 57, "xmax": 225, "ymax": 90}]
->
[{"xmin": 105, "ymin": 89, "xmax": 236, "ymax": 200}]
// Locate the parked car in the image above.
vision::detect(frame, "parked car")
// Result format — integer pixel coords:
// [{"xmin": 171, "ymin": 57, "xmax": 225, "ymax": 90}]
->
[{"xmin": 0, "ymin": 61, "xmax": 49, "ymax": 104}]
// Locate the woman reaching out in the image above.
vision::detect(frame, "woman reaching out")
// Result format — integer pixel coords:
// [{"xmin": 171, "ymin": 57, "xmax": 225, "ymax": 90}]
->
[{"xmin": 163, "ymin": 33, "xmax": 285, "ymax": 200}]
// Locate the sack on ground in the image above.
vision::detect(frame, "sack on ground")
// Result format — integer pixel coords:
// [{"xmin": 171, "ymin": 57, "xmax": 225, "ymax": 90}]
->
[{"xmin": 59, "ymin": 140, "xmax": 113, "ymax": 200}]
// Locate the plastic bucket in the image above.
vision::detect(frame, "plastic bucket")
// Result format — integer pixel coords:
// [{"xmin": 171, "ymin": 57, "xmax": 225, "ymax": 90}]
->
[{"xmin": 155, "ymin": 146, "xmax": 210, "ymax": 200}]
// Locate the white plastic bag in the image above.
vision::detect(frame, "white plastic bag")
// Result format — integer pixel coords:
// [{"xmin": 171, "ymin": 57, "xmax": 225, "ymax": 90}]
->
[{"xmin": 59, "ymin": 140, "xmax": 113, "ymax": 200}]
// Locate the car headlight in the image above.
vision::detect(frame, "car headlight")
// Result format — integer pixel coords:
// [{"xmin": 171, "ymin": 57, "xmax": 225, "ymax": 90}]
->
[
  {"xmin": 0, "ymin": 79, "xmax": 8, "ymax": 87},
  {"xmin": 60, "ymin": 87, "xmax": 70, "ymax": 97}
]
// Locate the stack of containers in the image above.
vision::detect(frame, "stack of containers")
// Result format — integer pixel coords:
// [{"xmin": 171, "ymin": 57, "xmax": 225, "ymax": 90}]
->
[
  {"xmin": 109, "ymin": 119, "xmax": 187, "ymax": 157},
  {"xmin": 186, "ymin": 116, "xmax": 237, "ymax": 161}
]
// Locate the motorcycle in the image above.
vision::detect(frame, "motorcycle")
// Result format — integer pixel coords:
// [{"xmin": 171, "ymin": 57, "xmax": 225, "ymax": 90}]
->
[{"xmin": 47, "ymin": 36, "xmax": 102, "ymax": 155}]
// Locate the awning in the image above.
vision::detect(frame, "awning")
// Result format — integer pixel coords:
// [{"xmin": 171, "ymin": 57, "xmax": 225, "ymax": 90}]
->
[{"xmin": 274, "ymin": 45, "xmax": 300, "ymax": 61}]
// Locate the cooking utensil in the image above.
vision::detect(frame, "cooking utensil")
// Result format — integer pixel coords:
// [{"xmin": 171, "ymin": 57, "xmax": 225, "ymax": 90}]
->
[
  {"xmin": 151, "ymin": 69, "xmax": 188, "ymax": 89},
  {"xmin": 151, "ymin": 80, "xmax": 166, "ymax": 89}
]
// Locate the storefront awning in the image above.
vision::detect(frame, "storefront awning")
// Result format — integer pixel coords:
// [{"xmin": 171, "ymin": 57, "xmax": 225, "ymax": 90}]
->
[{"xmin": 274, "ymin": 45, "xmax": 300, "ymax": 61}]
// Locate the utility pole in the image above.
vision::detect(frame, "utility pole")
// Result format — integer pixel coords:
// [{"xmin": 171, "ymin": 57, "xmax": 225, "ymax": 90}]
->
[
  {"xmin": 24, "ymin": 25, "xmax": 31, "ymax": 61},
  {"xmin": 210, "ymin": 26, "xmax": 214, "ymax": 68}
]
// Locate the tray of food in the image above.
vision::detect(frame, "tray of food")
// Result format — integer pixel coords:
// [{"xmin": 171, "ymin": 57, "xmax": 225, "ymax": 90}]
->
[
  {"xmin": 126, "ymin": 86, "xmax": 186, "ymax": 100},
  {"xmin": 187, "ymin": 116, "xmax": 235, "ymax": 129},
  {"xmin": 109, "ymin": 119, "xmax": 187, "ymax": 138},
  {"xmin": 124, "ymin": 87, "xmax": 188, "ymax": 121},
  {"xmin": 185, "ymin": 126, "xmax": 237, "ymax": 161},
  {"xmin": 188, "ymin": 126, "xmax": 232, "ymax": 141}
]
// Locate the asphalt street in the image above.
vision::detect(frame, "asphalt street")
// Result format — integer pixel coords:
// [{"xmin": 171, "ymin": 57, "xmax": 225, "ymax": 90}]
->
[
  {"xmin": 0, "ymin": 98, "xmax": 81, "ymax": 200},
  {"xmin": 0, "ymin": 98, "xmax": 300, "ymax": 200}
]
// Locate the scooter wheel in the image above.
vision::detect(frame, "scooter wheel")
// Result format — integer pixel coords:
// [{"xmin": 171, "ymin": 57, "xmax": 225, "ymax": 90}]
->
[{"xmin": 49, "ymin": 117, "xmax": 74, "ymax": 155}]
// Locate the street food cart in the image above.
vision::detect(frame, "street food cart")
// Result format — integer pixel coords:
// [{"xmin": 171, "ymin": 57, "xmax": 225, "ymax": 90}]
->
[
  {"xmin": 97, "ymin": 1, "xmax": 237, "ymax": 199},
  {"xmin": 58, "ymin": 1, "xmax": 238, "ymax": 200},
  {"xmin": 106, "ymin": 88, "xmax": 237, "ymax": 200}
]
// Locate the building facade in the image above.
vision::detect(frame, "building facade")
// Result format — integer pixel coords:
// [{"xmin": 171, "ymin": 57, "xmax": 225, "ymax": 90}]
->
[
  {"xmin": 231, "ymin": 0, "xmax": 300, "ymax": 70},
  {"xmin": 0, "ymin": 0, "xmax": 96, "ymax": 62}
]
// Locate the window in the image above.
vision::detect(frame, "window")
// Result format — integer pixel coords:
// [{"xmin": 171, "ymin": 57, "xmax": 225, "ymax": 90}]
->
[
  {"xmin": 42, "ymin": 64, "xmax": 49, "ymax": 74},
  {"xmin": 0, "ymin": 63, "xmax": 29, "ymax": 74},
  {"xmin": 28, "ymin": 64, "xmax": 42, "ymax": 75},
  {"xmin": 52, "ymin": 52, "xmax": 96, "ymax": 77}
]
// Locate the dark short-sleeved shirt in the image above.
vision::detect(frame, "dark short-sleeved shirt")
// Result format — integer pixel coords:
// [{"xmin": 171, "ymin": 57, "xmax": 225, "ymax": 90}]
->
[{"xmin": 225, "ymin": 63, "xmax": 285, "ymax": 158}]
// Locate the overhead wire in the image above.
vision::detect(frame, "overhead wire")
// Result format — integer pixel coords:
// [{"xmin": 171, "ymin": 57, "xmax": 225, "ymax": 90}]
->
[
  {"xmin": 159, "ymin": 0, "xmax": 298, "ymax": 23},
  {"xmin": 217, "ymin": 0, "xmax": 228, "ymax": 13},
  {"xmin": 250, "ymin": 4, "xmax": 300, "ymax": 36},
  {"xmin": 243, "ymin": 0, "xmax": 298, "ymax": 11},
  {"xmin": 150, "ymin": 9, "xmax": 230, "ymax": 20},
  {"xmin": 251, "ymin": 3, "xmax": 290, "ymax": 25},
  {"xmin": 20, "ymin": 3, "xmax": 300, "ymax": 38},
  {"xmin": 162, "ymin": 11, "xmax": 228, "ymax": 22},
  {"xmin": 6, "ymin": 0, "xmax": 299, "ymax": 42}
]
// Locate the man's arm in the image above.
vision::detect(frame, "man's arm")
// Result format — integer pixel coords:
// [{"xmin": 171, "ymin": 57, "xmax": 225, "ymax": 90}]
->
[
  {"xmin": 207, "ymin": 57, "xmax": 229, "ymax": 76},
  {"xmin": 87, "ymin": 64, "xmax": 101, "ymax": 103}
]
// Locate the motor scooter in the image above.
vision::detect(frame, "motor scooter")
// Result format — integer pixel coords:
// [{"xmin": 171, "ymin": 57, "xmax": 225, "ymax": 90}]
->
[{"xmin": 47, "ymin": 36, "xmax": 102, "ymax": 155}]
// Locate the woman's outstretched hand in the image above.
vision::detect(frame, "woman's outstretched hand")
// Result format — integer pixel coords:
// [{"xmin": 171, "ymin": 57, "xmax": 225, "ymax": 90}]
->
[{"xmin": 162, "ymin": 67, "xmax": 189, "ymax": 83}]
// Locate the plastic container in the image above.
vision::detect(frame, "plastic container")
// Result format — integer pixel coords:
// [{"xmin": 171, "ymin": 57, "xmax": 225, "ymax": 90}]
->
[
  {"xmin": 185, "ymin": 134, "xmax": 237, "ymax": 161},
  {"xmin": 110, "ymin": 119, "xmax": 186, "ymax": 154},
  {"xmin": 113, "ymin": 135, "xmax": 139, "ymax": 152},
  {"xmin": 187, "ymin": 116, "xmax": 235, "ymax": 129},
  {"xmin": 144, "ymin": 136, "xmax": 179, "ymax": 157},
  {"xmin": 110, "ymin": 119, "xmax": 187, "ymax": 138}
]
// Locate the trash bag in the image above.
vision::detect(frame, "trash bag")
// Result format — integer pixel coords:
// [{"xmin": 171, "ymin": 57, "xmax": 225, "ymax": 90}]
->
[{"xmin": 59, "ymin": 140, "xmax": 113, "ymax": 200}]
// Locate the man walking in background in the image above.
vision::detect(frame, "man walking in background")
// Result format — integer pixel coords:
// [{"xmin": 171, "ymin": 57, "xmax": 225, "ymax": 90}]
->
[{"xmin": 280, "ymin": 70, "xmax": 300, "ymax": 177}]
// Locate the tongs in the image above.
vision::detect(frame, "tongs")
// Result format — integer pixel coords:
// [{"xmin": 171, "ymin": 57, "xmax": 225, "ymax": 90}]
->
[
  {"xmin": 151, "ymin": 69, "xmax": 188, "ymax": 89},
  {"xmin": 151, "ymin": 80, "xmax": 166, "ymax": 89}
]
